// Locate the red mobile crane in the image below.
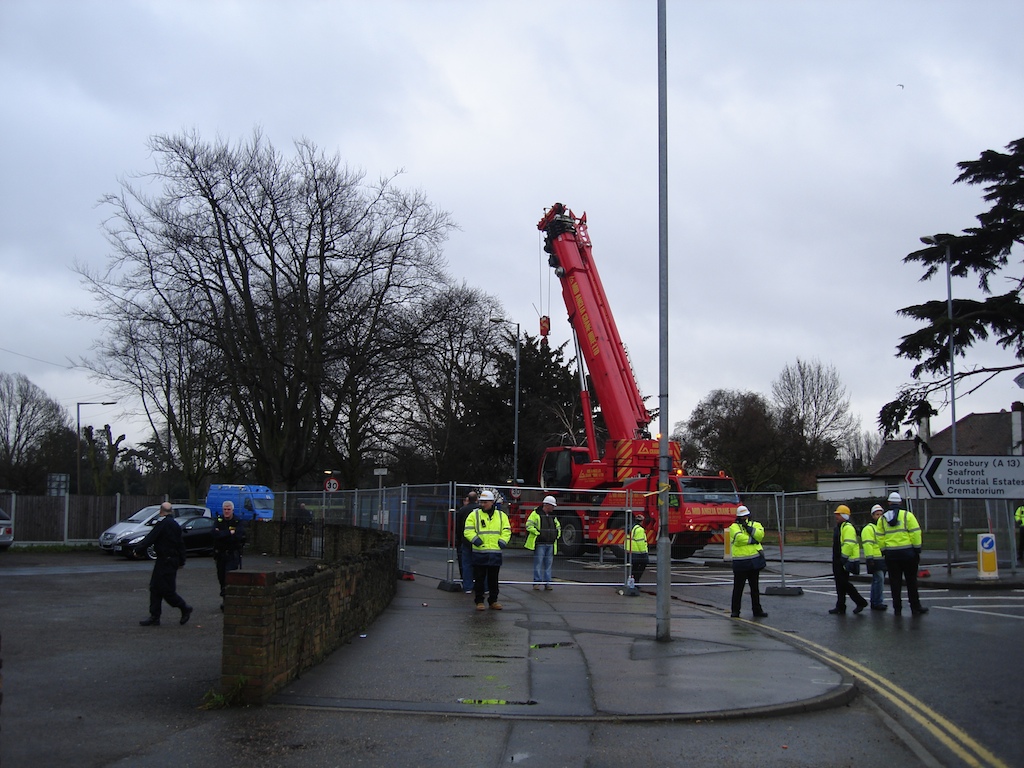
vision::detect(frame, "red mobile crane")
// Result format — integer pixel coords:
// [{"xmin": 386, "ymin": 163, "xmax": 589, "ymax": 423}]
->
[{"xmin": 520, "ymin": 203, "xmax": 740, "ymax": 557}]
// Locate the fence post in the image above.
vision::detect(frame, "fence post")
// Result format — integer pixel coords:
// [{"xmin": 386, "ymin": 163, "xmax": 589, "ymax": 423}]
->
[{"xmin": 63, "ymin": 492, "xmax": 70, "ymax": 545}]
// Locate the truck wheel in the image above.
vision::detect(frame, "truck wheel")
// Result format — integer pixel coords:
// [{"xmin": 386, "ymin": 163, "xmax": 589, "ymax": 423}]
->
[{"xmin": 558, "ymin": 517, "xmax": 584, "ymax": 557}]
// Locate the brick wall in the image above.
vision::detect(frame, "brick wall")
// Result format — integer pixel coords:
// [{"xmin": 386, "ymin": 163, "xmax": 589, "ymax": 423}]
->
[{"xmin": 220, "ymin": 526, "xmax": 397, "ymax": 705}]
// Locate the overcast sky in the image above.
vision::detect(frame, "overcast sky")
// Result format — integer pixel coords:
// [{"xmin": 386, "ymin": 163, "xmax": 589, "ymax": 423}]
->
[{"xmin": 2, "ymin": 0, "xmax": 1022, "ymax": 449}]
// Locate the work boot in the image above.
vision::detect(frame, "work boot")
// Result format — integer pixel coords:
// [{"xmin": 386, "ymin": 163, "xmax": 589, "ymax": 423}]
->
[
  {"xmin": 490, "ymin": 602, "xmax": 503, "ymax": 610},
  {"xmin": 853, "ymin": 603, "xmax": 867, "ymax": 614},
  {"xmin": 753, "ymin": 610, "xmax": 768, "ymax": 618},
  {"xmin": 871, "ymin": 604, "xmax": 888, "ymax": 611},
  {"xmin": 180, "ymin": 605, "xmax": 193, "ymax": 625},
  {"xmin": 139, "ymin": 616, "xmax": 160, "ymax": 626},
  {"xmin": 475, "ymin": 603, "xmax": 486, "ymax": 611},
  {"xmin": 911, "ymin": 605, "xmax": 929, "ymax": 615},
  {"xmin": 828, "ymin": 607, "xmax": 845, "ymax": 615},
  {"xmin": 533, "ymin": 585, "xmax": 541, "ymax": 590},
  {"xmin": 545, "ymin": 585, "xmax": 553, "ymax": 591}
]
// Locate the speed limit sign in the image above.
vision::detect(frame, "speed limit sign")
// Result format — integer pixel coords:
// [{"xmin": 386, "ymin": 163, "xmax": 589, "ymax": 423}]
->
[{"xmin": 324, "ymin": 477, "xmax": 340, "ymax": 493}]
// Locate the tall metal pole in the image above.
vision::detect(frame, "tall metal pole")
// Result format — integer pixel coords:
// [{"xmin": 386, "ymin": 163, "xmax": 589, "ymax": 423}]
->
[
  {"xmin": 513, "ymin": 322, "xmax": 521, "ymax": 484},
  {"xmin": 655, "ymin": 0, "xmax": 672, "ymax": 641},
  {"xmin": 945, "ymin": 243, "xmax": 957, "ymax": 455},
  {"xmin": 923, "ymin": 234, "xmax": 957, "ymax": 571}
]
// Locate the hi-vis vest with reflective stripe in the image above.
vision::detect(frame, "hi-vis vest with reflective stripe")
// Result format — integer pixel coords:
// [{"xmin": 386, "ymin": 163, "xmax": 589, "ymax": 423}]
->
[
  {"xmin": 627, "ymin": 524, "xmax": 648, "ymax": 554},
  {"xmin": 879, "ymin": 508, "xmax": 921, "ymax": 554},
  {"xmin": 861, "ymin": 522, "xmax": 882, "ymax": 559},
  {"xmin": 840, "ymin": 520, "xmax": 861, "ymax": 561},
  {"xmin": 464, "ymin": 507, "xmax": 511, "ymax": 552},
  {"xmin": 727, "ymin": 520, "xmax": 764, "ymax": 564}
]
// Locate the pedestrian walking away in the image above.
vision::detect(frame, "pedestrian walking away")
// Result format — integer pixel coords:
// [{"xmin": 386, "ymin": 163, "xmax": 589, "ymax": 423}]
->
[
  {"xmin": 726, "ymin": 505, "xmax": 768, "ymax": 618},
  {"xmin": 464, "ymin": 490, "xmax": 511, "ymax": 610},
  {"xmin": 863, "ymin": 504, "xmax": 888, "ymax": 610},
  {"xmin": 879, "ymin": 492, "xmax": 928, "ymax": 616},
  {"xmin": 455, "ymin": 491, "xmax": 478, "ymax": 593},
  {"xmin": 525, "ymin": 495, "xmax": 561, "ymax": 590},
  {"xmin": 136, "ymin": 502, "xmax": 192, "ymax": 626},
  {"xmin": 626, "ymin": 513, "xmax": 650, "ymax": 584},
  {"xmin": 829, "ymin": 504, "xmax": 868, "ymax": 615},
  {"xmin": 213, "ymin": 500, "xmax": 247, "ymax": 605}
]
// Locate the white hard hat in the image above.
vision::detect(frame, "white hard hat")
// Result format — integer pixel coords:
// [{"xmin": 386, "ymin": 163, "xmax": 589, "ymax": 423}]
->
[
  {"xmin": 736, "ymin": 505, "xmax": 750, "ymax": 517},
  {"xmin": 871, "ymin": 504, "xmax": 884, "ymax": 515},
  {"xmin": 479, "ymin": 490, "xmax": 495, "ymax": 502},
  {"xmin": 887, "ymin": 492, "xmax": 902, "ymax": 504},
  {"xmin": 542, "ymin": 495, "xmax": 557, "ymax": 507}
]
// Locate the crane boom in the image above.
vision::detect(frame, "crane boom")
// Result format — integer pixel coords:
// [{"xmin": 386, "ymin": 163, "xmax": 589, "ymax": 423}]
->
[{"xmin": 538, "ymin": 203, "xmax": 651, "ymax": 441}]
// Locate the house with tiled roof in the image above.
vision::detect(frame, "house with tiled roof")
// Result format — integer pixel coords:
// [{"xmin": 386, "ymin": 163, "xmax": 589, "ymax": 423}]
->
[{"xmin": 818, "ymin": 402, "xmax": 1024, "ymax": 501}]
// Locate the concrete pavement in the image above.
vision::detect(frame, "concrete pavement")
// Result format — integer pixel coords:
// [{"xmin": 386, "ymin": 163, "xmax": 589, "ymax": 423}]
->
[{"xmin": 0, "ymin": 546, "xmax": 962, "ymax": 767}]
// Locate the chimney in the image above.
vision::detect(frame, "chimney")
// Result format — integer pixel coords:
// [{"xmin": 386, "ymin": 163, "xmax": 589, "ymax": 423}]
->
[
  {"xmin": 917, "ymin": 410, "xmax": 931, "ymax": 444},
  {"xmin": 1012, "ymin": 402, "xmax": 1023, "ymax": 456}
]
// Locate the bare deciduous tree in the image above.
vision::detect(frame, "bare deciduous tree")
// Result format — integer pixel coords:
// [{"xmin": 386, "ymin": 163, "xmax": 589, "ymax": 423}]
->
[
  {"xmin": 771, "ymin": 358, "xmax": 854, "ymax": 470},
  {"xmin": 0, "ymin": 373, "xmax": 70, "ymax": 491},
  {"xmin": 81, "ymin": 130, "xmax": 455, "ymax": 490}
]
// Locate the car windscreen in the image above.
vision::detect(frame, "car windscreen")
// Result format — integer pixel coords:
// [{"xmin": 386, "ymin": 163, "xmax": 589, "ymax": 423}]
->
[
  {"xmin": 678, "ymin": 478, "xmax": 741, "ymax": 504},
  {"xmin": 126, "ymin": 506, "xmax": 160, "ymax": 523}
]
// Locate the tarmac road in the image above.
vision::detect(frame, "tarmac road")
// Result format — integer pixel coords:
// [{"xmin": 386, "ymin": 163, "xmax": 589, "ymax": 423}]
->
[{"xmin": 0, "ymin": 546, "xmax": 1002, "ymax": 768}]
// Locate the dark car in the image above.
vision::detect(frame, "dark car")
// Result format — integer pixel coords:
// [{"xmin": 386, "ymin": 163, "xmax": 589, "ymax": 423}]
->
[
  {"xmin": 99, "ymin": 504, "xmax": 213, "ymax": 559},
  {"xmin": 150, "ymin": 515, "xmax": 215, "ymax": 560}
]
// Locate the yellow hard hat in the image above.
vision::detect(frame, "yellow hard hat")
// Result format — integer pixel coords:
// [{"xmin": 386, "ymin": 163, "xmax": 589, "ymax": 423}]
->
[{"xmin": 834, "ymin": 504, "xmax": 851, "ymax": 519}]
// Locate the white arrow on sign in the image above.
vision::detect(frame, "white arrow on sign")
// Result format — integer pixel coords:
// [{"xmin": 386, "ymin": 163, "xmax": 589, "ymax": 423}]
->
[{"xmin": 921, "ymin": 455, "xmax": 1024, "ymax": 499}]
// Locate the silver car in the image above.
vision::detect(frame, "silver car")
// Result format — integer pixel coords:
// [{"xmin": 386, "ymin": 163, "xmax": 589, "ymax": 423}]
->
[
  {"xmin": 0, "ymin": 507, "xmax": 12, "ymax": 551},
  {"xmin": 98, "ymin": 504, "xmax": 210, "ymax": 557}
]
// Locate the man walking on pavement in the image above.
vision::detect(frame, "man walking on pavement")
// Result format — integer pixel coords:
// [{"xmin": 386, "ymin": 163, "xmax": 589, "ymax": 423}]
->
[
  {"xmin": 525, "ymin": 495, "xmax": 561, "ymax": 590},
  {"xmin": 464, "ymin": 490, "xmax": 511, "ymax": 611},
  {"xmin": 626, "ymin": 512, "xmax": 650, "ymax": 584},
  {"xmin": 879, "ymin": 491, "xmax": 928, "ymax": 616},
  {"xmin": 863, "ymin": 504, "xmax": 887, "ymax": 610},
  {"xmin": 137, "ymin": 502, "xmax": 192, "ymax": 626},
  {"xmin": 829, "ymin": 504, "xmax": 868, "ymax": 615}
]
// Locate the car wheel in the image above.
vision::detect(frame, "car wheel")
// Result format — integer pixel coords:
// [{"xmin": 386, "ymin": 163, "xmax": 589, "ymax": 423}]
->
[{"xmin": 146, "ymin": 544, "xmax": 157, "ymax": 561}]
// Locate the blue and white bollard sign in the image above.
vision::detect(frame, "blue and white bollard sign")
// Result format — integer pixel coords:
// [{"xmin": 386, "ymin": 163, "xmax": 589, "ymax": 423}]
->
[{"xmin": 977, "ymin": 533, "xmax": 999, "ymax": 580}]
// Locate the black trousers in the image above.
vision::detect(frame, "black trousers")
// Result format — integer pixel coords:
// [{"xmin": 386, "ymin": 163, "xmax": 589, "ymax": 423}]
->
[
  {"xmin": 149, "ymin": 558, "xmax": 187, "ymax": 618},
  {"xmin": 731, "ymin": 568, "xmax": 763, "ymax": 614},
  {"xmin": 216, "ymin": 550, "xmax": 242, "ymax": 596},
  {"xmin": 473, "ymin": 564, "xmax": 501, "ymax": 605},
  {"xmin": 833, "ymin": 565, "xmax": 867, "ymax": 610},
  {"xmin": 631, "ymin": 554, "xmax": 649, "ymax": 583},
  {"xmin": 885, "ymin": 555, "xmax": 922, "ymax": 610}
]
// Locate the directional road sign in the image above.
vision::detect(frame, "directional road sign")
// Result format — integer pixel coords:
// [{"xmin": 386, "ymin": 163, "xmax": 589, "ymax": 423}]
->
[
  {"xmin": 920, "ymin": 455, "xmax": 1024, "ymax": 499},
  {"xmin": 905, "ymin": 469, "xmax": 923, "ymax": 487}
]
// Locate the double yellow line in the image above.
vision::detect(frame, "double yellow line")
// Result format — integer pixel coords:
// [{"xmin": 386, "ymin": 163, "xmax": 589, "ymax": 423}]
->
[{"xmin": 754, "ymin": 621, "xmax": 1007, "ymax": 768}]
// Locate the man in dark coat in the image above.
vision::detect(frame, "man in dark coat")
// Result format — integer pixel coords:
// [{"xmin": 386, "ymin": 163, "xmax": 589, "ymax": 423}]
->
[
  {"xmin": 137, "ymin": 502, "xmax": 192, "ymax": 626},
  {"xmin": 214, "ymin": 500, "xmax": 247, "ymax": 600}
]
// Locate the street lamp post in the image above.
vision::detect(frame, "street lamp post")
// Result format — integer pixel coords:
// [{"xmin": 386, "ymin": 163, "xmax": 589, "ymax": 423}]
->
[
  {"xmin": 76, "ymin": 400, "xmax": 117, "ymax": 494},
  {"xmin": 490, "ymin": 318, "xmax": 521, "ymax": 485}
]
